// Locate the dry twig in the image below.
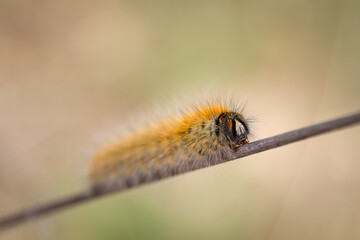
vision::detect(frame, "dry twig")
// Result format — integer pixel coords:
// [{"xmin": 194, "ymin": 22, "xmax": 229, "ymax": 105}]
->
[{"xmin": 0, "ymin": 111, "xmax": 359, "ymax": 231}]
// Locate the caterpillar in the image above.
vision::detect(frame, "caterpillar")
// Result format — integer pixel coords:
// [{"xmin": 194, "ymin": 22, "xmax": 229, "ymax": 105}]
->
[{"xmin": 88, "ymin": 99, "xmax": 251, "ymax": 192}]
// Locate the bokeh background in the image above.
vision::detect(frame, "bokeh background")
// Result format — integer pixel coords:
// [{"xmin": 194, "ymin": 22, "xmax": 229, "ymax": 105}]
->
[{"xmin": 1, "ymin": 0, "xmax": 360, "ymax": 239}]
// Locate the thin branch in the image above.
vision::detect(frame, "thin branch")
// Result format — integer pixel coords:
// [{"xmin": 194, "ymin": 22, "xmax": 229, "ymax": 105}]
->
[{"xmin": 1, "ymin": 111, "xmax": 360, "ymax": 231}]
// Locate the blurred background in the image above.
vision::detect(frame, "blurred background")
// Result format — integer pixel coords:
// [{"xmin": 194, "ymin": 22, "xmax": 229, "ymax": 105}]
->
[{"xmin": 0, "ymin": 0, "xmax": 360, "ymax": 239}]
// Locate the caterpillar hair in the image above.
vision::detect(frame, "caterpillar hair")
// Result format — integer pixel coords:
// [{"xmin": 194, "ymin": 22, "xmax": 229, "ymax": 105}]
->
[{"xmin": 88, "ymin": 98, "xmax": 253, "ymax": 192}]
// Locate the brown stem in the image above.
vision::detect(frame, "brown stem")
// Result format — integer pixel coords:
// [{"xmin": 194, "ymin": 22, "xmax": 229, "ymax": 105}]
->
[{"xmin": 1, "ymin": 111, "xmax": 359, "ymax": 231}]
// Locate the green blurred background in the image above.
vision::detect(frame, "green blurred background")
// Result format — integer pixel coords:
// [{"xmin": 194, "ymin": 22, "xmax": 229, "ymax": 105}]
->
[{"xmin": 1, "ymin": 0, "xmax": 360, "ymax": 239}]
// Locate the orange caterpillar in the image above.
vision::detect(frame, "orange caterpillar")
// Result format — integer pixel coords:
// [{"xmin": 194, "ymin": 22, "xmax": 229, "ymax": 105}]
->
[{"xmin": 88, "ymin": 101, "xmax": 251, "ymax": 191}]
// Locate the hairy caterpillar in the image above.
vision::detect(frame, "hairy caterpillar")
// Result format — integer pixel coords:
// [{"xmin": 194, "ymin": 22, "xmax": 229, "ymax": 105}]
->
[{"xmin": 88, "ymin": 100, "xmax": 251, "ymax": 191}]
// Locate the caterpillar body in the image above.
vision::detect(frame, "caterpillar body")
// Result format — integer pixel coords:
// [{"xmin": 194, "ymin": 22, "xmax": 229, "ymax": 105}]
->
[{"xmin": 88, "ymin": 101, "xmax": 251, "ymax": 191}]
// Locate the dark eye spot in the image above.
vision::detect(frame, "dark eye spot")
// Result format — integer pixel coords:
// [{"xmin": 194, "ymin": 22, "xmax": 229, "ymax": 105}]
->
[
  {"xmin": 198, "ymin": 149, "xmax": 204, "ymax": 155},
  {"xmin": 231, "ymin": 119, "xmax": 236, "ymax": 137}
]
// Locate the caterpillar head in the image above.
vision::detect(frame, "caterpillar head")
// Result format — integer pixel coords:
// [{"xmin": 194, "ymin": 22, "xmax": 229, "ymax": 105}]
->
[{"xmin": 216, "ymin": 112, "xmax": 249, "ymax": 150}]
